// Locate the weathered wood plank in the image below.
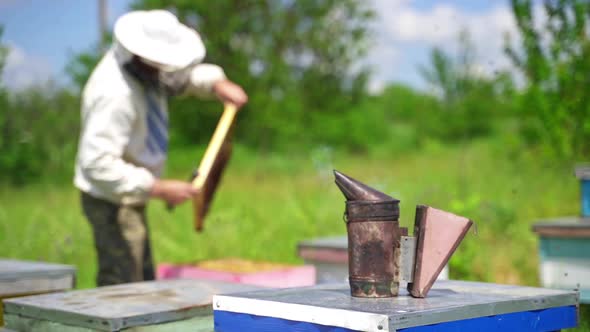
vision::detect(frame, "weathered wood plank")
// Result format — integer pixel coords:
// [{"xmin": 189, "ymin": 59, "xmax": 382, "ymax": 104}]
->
[
  {"xmin": 0, "ymin": 259, "xmax": 75, "ymax": 326},
  {"xmin": 0, "ymin": 259, "xmax": 75, "ymax": 296},
  {"xmin": 192, "ymin": 103, "xmax": 238, "ymax": 232},
  {"xmin": 4, "ymin": 313, "xmax": 212, "ymax": 332},
  {"xmin": 0, "ymin": 275, "xmax": 74, "ymax": 297},
  {"xmin": 533, "ymin": 217, "xmax": 590, "ymax": 237},
  {"xmin": 4, "ymin": 279, "xmax": 259, "ymax": 331}
]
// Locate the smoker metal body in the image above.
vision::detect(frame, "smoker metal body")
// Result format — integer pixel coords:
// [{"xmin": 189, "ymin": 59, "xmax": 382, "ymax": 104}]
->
[
  {"xmin": 296, "ymin": 236, "xmax": 450, "ymax": 285},
  {"xmin": 346, "ymin": 201, "xmax": 402, "ymax": 297},
  {"xmin": 335, "ymin": 171, "xmax": 402, "ymax": 298}
]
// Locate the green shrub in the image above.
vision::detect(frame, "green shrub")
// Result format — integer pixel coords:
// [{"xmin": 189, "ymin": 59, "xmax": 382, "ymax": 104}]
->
[{"xmin": 0, "ymin": 87, "xmax": 79, "ymax": 184}]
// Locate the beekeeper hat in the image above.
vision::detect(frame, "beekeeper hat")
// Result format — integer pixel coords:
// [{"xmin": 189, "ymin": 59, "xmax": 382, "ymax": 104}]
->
[{"xmin": 114, "ymin": 10, "xmax": 205, "ymax": 72}]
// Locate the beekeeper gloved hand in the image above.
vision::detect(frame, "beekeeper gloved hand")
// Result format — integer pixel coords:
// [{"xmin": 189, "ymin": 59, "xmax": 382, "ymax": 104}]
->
[
  {"xmin": 213, "ymin": 79, "xmax": 248, "ymax": 109},
  {"xmin": 182, "ymin": 63, "xmax": 247, "ymax": 108}
]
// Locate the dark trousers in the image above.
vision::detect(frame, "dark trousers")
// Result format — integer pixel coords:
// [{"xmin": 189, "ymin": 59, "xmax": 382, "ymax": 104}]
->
[{"xmin": 81, "ymin": 192, "xmax": 155, "ymax": 286}]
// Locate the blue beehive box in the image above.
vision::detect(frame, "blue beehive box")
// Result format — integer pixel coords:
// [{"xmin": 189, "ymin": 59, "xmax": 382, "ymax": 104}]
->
[
  {"xmin": 576, "ymin": 165, "xmax": 590, "ymax": 217},
  {"xmin": 213, "ymin": 281, "xmax": 579, "ymax": 331}
]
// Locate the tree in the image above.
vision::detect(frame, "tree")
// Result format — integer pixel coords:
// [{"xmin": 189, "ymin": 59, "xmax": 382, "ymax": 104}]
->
[
  {"xmin": 419, "ymin": 31, "xmax": 515, "ymax": 141},
  {"xmin": 420, "ymin": 30, "xmax": 481, "ymax": 105},
  {"xmin": 0, "ymin": 26, "xmax": 80, "ymax": 184},
  {"xmin": 129, "ymin": 0, "xmax": 375, "ymax": 149},
  {"xmin": 66, "ymin": 32, "xmax": 111, "ymax": 92},
  {"xmin": 66, "ymin": 50, "xmax": 103, "ymax": 92},
  {"xmin": 0, "ymin": 27, "xmax": 8, "ymax": 80},
  {"xmin": 0, "ymin": 26, "xmax": 13, "ymax": 182},
  {"xmin": 506, "ymin": 0, "xmax": 590, "ymax": 158}
]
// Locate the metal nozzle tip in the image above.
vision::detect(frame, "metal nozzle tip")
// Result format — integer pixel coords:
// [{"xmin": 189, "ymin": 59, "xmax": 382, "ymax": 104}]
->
[{"xmin": 333, "ymin": 170, "xmax": 395, "ymax": 201}]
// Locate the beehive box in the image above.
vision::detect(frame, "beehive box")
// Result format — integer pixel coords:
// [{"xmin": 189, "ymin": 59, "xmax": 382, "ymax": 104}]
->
[
  {"xmin": 533, "ymin": 217, "xmax": 590, "ymax": 303},
  {"xmin": 3, "ymin": 279, "xmax": 261, "ymax": 331},
  {"xmin": 576, "ymin": 165, "xmax": 590, "ymax": 217},
  {"xmin": 0, "ymin": 259, "xmax": 75, "ymax": 325},
  {"xmin": 213, "ymin": 280, "xmax": 579, "ymax": 331},
  {"xmin": 297, "ymin": 236, "xmax": 350, "ymax": 283},
  {"xmin": 297, "ymin": 235, "xmax": 449, "ymax": 284},
  {"xmin": 157, "ymin": 258, "xmax": 315, "ymax": 288}
]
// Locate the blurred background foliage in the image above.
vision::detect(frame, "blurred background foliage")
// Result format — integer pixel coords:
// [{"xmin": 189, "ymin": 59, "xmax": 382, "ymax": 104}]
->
[
  {"xmin": 507, "ymin": 0, "xmax": 590, "ymax": 158},
  {"xmin": 1, "ymin": 0, "xmax": 589, "ymax": 184}
]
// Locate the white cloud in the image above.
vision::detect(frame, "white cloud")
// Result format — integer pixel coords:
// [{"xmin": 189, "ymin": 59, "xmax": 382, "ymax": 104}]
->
[
  {"xmin": 367, "ymin": 0, "xmax": 524, "ymax": 88},
  {"xmin": 364, "ymin": 43, "xmax": 398, "ymax": 94},
  {"xmin": 2, "ymin": 43, "xmax": 54, "ymax": 90}
]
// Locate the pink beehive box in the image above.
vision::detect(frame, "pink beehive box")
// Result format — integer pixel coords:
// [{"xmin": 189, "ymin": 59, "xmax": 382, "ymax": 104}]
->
[{"xmin": 157, "ymin": 258, "xmax": 316, "ymax": 288}]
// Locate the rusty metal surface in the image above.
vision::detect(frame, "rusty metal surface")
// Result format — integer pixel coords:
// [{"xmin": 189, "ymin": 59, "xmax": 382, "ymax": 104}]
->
[
  {"xmin": 4, "ymin": 279, "xmax": 261, "ymax": 331},
  {"xmin": 347, "ymin": 221, "xmax": 401, "ymax": 297},
  {"xmin": 333, "ymin": 170, "xmax": 393, "ymax": 201},
  {"xmin": 345, "ymin": 200, "xmax": 400, "ymax": 222},
  {"xmin": 334, "ymin": 170, "xmax": 401, "ymax": 298},
  {"xmin": 409, "ymin": 205, "xmax": 472, "ymax": 298}
]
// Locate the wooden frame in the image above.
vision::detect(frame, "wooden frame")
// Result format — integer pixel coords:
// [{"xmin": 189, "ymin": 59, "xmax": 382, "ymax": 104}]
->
[{"xmin": 192, "ymin": 104, "xmax": 238, "ymax": 232}]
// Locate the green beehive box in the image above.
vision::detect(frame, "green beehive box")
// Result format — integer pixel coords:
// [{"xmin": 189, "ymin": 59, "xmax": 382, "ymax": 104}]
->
[
  {"xmin": 4, "ymin": 279, "xmax": 260, "ymax": 331},
  {"xmin": 0, "ymin": 259, "xmax": 76, "ymax": 325}
]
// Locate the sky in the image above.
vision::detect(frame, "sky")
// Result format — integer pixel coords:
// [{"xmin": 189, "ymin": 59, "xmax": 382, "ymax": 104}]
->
[{"xmin": 0, "ymin": 0, "xmax": 521, "ymax": 92}]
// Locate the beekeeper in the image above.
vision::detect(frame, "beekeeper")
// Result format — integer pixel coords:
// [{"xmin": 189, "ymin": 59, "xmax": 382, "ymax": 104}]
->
[{"xmin": 74, "ymin": 10, "xmax": 248, "ymax": 286}]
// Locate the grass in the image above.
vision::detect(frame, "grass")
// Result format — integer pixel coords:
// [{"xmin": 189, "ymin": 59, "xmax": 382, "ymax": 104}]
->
[{"xmin": 0, "ymin": 137, "xmax": 588, "ymax": 330}]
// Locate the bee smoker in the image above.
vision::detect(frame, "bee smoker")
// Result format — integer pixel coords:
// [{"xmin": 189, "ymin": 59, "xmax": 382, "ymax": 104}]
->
[
  {"xmin": 334, "ymin": 170, "xmax": 473, "ymax": 299},
  {"xmin": 335, "ymin": 170, "xmax": 402, "ymax": 298}
]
